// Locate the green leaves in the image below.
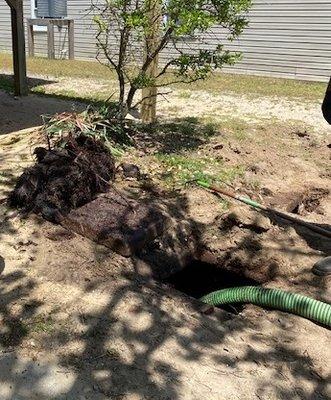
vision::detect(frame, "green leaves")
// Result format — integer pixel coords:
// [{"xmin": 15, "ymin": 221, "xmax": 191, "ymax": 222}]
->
[
  {"xmin": 91, "ymin": 0, "xmax": 252, "ymax": 115},
  {"xmin": 172, "ymin": 10, "xmax": 217, "ymax": 35},
  {"xmin": 171, "ymin": 47, "xmax": 241, "ymax": 81},
  {"xmin": 132, "ymin": 73, "xmax": 156, "ymax": 88},
  {"xmin": 93, "ymin": 15, "xmax": 108, "ymax": 33},
  {"xmin": 42, "ymin": 107, "xmax": 133, "ymax": 152},
  {"xmin": 165, "ymin": 0, "xmax": 251, "ymax": 38},
  {"xmin": 123, "ymin": 10, "xmax": 148, "ymax": 29}
]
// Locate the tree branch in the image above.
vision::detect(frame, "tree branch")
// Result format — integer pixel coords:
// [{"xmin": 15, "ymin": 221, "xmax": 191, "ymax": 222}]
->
[
  {"xmin": 132, "ymin": 89, "xmax": 172, "ymax": 109},
  {"xmin": 141, "ymin": 27, "xmax": 174, "ymax": 74}
]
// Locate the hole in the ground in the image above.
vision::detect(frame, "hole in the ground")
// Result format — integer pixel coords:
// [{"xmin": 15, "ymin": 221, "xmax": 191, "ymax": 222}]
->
[
  {"xmin": 164, "ymin": 261, "xmax": 259, "ymax": 314},
  {"xmin": 288, "ymin": 188, "xmax": 329, "ymax": 215}
]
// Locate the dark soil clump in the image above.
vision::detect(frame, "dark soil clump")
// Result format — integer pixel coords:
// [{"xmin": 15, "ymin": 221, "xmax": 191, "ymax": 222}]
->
[
  {"xmin": 301, "ymin": 188, "xmax": 329, "ymax": 213},
  {"xmin": 290, "ymin": 188, "xmax": 329, "ymax": 215},
  {"xmin": 9, "ymin": 135, "xmax": 115, "ymax": 222}
]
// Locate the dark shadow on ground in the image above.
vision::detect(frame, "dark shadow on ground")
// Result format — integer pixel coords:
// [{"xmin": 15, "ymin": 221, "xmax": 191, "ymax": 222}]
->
[
  {"xmin": 135, "ymin": 116, "xmax": 219, "ymax": 154},
  {"xmin": 0, "ymin": 72, "xmax": 89, "ymax": 136},
  {"xmin": 0, "ymin": 89, "xmax": 85, "ymax": 135},
  {"xmin": 1, "ymin": 72, "xmax": 88, "ymax": 108},
  {"xmin": 0, "ymin": 270, "xmax": 42, "ymax": 349},
  {"xmin": 269, "ymin": 214, "xmax": 331, "ymax": 256},
  {"xmin": 0, "ymin": 256, "xmax": 5, "ymax": 275},
  {"xmin": 0, "ymin": 191, "xmax": 329, "ymax": 399},
  {"xmin": 0, "ymin": 73, "xmax": 57, "ymax": 93}
]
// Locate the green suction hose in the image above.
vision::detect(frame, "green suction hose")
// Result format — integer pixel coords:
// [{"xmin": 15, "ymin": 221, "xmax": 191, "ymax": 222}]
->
[{"xmin": 201, "ymin": 286, "xmax": 331, "ymax": 328}]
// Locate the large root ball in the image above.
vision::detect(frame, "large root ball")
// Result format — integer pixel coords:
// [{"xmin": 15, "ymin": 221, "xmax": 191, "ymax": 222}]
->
[{"xmin": 9, "ymin": 135, "xmax": 116, "ymax": 222}]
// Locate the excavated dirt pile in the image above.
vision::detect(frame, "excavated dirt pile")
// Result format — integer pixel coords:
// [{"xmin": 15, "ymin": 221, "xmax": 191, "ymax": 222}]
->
[{"xmin": 9, "ymin": 135, "xmax": 115, "ymax": 222}]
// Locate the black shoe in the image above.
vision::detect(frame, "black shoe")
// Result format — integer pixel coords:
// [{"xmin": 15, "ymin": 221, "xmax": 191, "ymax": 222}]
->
[{"xmin": 312, "ymin": 256, "xmax": 331, "ymax": 276}]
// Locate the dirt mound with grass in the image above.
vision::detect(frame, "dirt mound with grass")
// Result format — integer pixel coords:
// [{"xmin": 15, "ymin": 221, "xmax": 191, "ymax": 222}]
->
[{"xmin": 8, "ymin": 135, "xmax": 115, "ymax": 222}]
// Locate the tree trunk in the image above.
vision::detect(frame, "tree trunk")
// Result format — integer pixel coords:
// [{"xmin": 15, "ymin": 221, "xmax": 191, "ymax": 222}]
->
[
  {"xmin": 126, "ymin": 85, "xmax": 137, "ymax": 113},
  {"xmin": 141, "ymin": 0, "xmax": 161, "ymax": 124}
]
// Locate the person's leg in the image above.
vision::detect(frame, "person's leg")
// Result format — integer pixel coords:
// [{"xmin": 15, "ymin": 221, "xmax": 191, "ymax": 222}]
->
[
  {"xmin": 313, "ymin": 78, "xmax": 331, "ymax": 276},
  {"xmin": 322, "ymin": 77, "xmax": 331, "ymax": 124}
]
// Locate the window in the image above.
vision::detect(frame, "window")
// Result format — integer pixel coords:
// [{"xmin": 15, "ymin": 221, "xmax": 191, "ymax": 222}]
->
[
  {"xmin": 31, "ymin": 0, "xmax": 38, "ymax": 19},
  {"xmin": 31, "ymin": 0, "xmax": 47, "ymax": 31}
]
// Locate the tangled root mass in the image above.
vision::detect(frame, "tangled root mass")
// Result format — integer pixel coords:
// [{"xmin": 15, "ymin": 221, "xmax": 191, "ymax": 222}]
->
[{"xmin": 9, "ymin": 135, "xmax": 115, "ymax": 222}]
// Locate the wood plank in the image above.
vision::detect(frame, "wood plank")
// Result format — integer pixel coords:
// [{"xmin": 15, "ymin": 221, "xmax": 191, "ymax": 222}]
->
[
  {"xmin": 68, "ymin": 19, "xmax": 75, "ymax": 59},
  {"xmin": 27, "ymin": 23, "xmax": 34, "ymax": 57},
  {"xmin": 28, "ymin": 18, "xmax": 69, "ymax": 26},
  {"xmin": 10, "ymin": 0, "xmax": 28, "ymax": 96},
  {"xmin": 47, "ymin": 21, "xmax": 55, "ymax": 59}
]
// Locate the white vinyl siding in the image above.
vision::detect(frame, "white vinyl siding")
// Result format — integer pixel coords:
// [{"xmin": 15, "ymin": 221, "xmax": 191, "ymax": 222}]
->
[{"xmin": 0, "ymin": 0, "xmax": 330, "ymax": 82}]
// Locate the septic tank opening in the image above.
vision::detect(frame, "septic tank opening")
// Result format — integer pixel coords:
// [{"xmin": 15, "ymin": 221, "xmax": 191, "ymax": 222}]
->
[{"xmin": 164, "ymin": 261, "xmax": 259, "ymax": 313}]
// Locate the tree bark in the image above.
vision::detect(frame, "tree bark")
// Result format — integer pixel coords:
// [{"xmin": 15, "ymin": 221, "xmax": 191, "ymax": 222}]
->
[{"xmin": 140, "ymin": 0, "xmax": 161, "ymax": 123}]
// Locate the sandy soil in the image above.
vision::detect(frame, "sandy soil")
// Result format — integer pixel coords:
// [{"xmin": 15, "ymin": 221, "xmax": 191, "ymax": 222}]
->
[
  {"xmin": 0, "ymin": 89, "xmax": 331, "ymax": 399},
  {"xmin": 159, "ymin": 90, "xmax": 331, "ymax": 134},
  {"xmin": 0, "ymin": 90, "xmax": 84, "ymax": 135},
  {"xmin": 38, "ymin": 75, "xmax": 331, "ymax": 134}
]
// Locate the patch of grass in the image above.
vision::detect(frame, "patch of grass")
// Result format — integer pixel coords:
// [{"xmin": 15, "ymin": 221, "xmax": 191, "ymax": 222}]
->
[
  {"xmin": 32, "ymin": 85, "xmax": 46, "ymax": 94},
  {"xmin": 167, "ymin": 105, "xmax": 181, "ymax": 113},
  {"xmin": 176, "ymin": 72, "xmax": 326, "ymax": 101},
  {"xmin": 33, "ymin": 84, "xmax": 115, "ymax": 104},
  {"xmin": 28, "ymin": 316, "xmax": 54, "ymax": 334},
  {"xmin": 246, "ymin": 178, "xmax": 261, "ymax": 191},
  {"xmin": 0, "ymin": 73, "xmax": 112, "ymax": 105},
  {"xmin": 139, "ymin": 117, "xmax": 220, "ymax": 154},
  {"xmin": 0, "ymin": 314, "xmax": 57, "ymax": 347},
  {"xmin": 0, "ymin": 74, "xmax": 14, "ymax": 92},
  {"xmin": 222, "ymin": 118, "xmax": 250, "ymax": 137},
  {"xmin": 0, "ymin": 52, "xmax": 116, "ymax": 81},
  {"xmin": 161, "ymin": 117, "xmax": 218, "ymax": 138},
  {"xmin": 155, "ymin": 153, "xmax": 244, "ymax": 187},
  {"xmin": 0, "ymin": 52, "xmax": 326, "ymax": 102},
  {"xmin": 202, "ymin": 122, "xmax": 219, "ymax": 138},
  {"xmin": 203, "ymin": 116, "xmax": 251, "ymax": 141},
  {"xmin": 178, "ymin": 90, "xmax": 192, "ymax": 99}
]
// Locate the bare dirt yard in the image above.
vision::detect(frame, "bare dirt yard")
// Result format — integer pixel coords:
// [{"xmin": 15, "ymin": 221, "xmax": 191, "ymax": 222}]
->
[{"xmin": 0, "ymin": 72, "xmax": 331, "ymax": 400}]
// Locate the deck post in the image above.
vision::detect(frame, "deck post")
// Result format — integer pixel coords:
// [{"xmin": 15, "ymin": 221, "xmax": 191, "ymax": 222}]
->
[
  {"xmin": 6, "ymin": 0, "xmax": 28, "ymax": 96},
  {"xmin": 27, "ymin": 20, "xmax": 34, "ymax": 57},
  {"xmin": 68, "ymin": 19, "xmax": 75, "ymax": 60},
  {"xmin": 47, "ymin": 20, "xmax": 55, "ymax": 59}
]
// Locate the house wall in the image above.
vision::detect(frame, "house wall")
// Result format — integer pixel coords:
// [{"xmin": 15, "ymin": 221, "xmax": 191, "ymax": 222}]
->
[
  {"xmin": 223, "ymin": 0, "xmax": 331, "ymax": 81},
  {"xmin": 0, "ymin": 0, "xmax": 97, "ymax": 59},
  {"xmin": 0, "ymin": 0, "xmax": 330, "ymax": 82}
]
